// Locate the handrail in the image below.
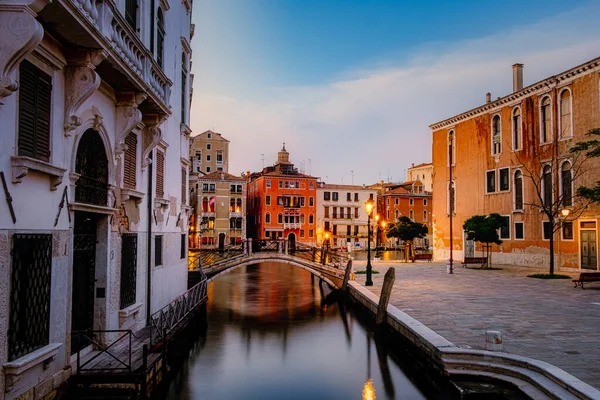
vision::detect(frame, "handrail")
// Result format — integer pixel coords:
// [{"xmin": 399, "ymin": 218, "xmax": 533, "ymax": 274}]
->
[
  {"xmin": 74, "ymin": 330, "xmax": 133, "ymax": 373},
  {"xmin": 150, "ymin": 270, "xmax": 208, "ymax": 346}
]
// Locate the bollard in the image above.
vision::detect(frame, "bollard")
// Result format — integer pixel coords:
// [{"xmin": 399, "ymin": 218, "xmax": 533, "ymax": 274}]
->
[
  {"xmin": 248, "ymin": 238, "xmax": 252, "ymax": 255},
  {"xmin": 376, "ymin": 268, "xmax": 396, "ymax": 325},
  {"xmin": 342, "ymin": 260, "xmax": 353, "ymax": 291},
  {"xmin": 485, "ymin": 330, "xmax": 502, "ymax": 351}
]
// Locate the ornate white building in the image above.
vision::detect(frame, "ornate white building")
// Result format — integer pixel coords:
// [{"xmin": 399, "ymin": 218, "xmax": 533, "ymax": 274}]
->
[{"xmin": 0, "ymin": 0, "xmax": 193, "ymax": 398}]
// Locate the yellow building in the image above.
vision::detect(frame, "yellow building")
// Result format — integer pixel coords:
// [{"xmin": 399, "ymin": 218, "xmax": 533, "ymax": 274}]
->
[
  {"xmin": 190, "ymin": 130, "xmax": 230, "ymax": 174},
  {"xmin": 189, "ymin": 171, "xmax": 246, "ymax": 249}
]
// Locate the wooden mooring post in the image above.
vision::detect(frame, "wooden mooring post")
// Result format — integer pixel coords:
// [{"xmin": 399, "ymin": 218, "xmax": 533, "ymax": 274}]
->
[
  {"xmin": 376, "ymin": 268, "xmax": 395, "ymax": 325},
  {"xmin": 342, "ymin": 260, "xmax": 352, "ymax": 291}
]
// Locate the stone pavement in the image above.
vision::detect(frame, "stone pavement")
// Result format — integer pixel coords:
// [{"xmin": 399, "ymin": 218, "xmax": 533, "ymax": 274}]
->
[{"xmin": 353, "ymin": 260, "xmax": 600, "ymax": 389}]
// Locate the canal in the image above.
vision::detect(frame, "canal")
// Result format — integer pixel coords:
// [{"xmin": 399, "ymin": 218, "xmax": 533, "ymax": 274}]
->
[{"xmin": 164, "ymin": 262, "xmax": 435, "ymax": 399}]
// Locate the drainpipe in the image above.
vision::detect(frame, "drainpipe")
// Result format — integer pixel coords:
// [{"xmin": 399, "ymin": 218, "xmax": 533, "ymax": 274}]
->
[{"xmin": 146, "ymin": 152, "xmax": 153, "ymax": 324}]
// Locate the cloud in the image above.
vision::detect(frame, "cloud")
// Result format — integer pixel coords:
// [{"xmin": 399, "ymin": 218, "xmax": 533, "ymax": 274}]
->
[{"xmin": 190, "ymin": 2, "xmax": 600, "ymax": 185}]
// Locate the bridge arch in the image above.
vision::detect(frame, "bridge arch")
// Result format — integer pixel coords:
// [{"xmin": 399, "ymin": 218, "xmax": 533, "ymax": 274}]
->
[{"xmin": 206, "ymin": 255, "xmax": 341, "ymax": 289}]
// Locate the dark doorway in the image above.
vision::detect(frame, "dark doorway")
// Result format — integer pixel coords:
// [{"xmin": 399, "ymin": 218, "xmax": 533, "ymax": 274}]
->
[
  {"xmin": 218, "ymin": 233, "xmax": 226, "ymax": 250},
  {"xmin": 288, "ymin": 233, "xmax": 296, "ymax": 253},
  {"xmin": 71, "ymin": 211, "xmax": 98, "ymax": 354}
]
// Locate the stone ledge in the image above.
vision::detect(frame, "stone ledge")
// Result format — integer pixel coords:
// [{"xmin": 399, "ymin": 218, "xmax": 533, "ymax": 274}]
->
[
  {"xmin": 121, "ymin": 188, "xmax": 145, "ymax": 205},
  {"xmin": 11, "ymin": 156, "xmax": 66, "ymax": 191},
  {"xmin": 3, "ymin": 343, "xmax": 62, "ymax": 376},
  {"xmin": 119, "ymin": 301, "xmax": 143, "ymax": 320}
]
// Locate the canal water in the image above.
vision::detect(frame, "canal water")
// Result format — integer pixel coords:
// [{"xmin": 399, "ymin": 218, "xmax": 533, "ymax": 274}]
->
[{"xmin": 164, "ymin": 262, "xmax": 432, "ymax": 400}]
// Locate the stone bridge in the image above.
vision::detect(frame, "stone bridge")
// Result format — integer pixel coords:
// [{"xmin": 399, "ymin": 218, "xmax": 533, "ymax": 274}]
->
[{"xmin": 188, "ymin": 239, "xmax": 353, "ymax": 289}]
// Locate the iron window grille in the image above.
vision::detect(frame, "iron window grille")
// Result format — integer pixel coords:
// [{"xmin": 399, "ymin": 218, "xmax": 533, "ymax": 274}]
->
[
  {"xmin": 181, "ymin": 234, "xmax": 186, "ymax": 259},
  {"xmin": 8, "ymin": 234, "xmax": 52, "ymax": 361},
  {"xmin": 75, "ymin": 130, "xmax": 109, "ymax": 206},
  {"xmin": 120, "ymin": 234, "xmax": 137, "ymax": 309}
]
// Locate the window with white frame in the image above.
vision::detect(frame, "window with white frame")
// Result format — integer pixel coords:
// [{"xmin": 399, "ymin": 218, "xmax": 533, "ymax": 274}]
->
[
  {"xmin": 499, "ymin": 215, "xmax": 510, "ymax": 239},
  {"xmin": 266, "ymin": 179, "xmax": 271, "ymax": 188},
  {"xmin": 514, "ymin": 170, "xmax": 523, "ymax": 210},
  {"xmin": 486, "ymin": 170, "xmax": 496, "ymax": 193},
  {"xmin": 409, "ymin": 210, "xmax": 414, "ymax": 220},
  {"xmin": 542, "ymin": 165, "xmax": 552, "ymax": 207},
  {"xmin": 395, "ymin": 210, "xmax": 399, "ymax": 219},
  {"xmin": 409, "ymin": 198, "xmax": 414, "ymax": 206},
  {"xmin": 447, "ymin": 180, "xmax": 456, "ymax": 215},
  {"xmin": 540, "ymin": 96, "xmax": 552, "ymax": 143},
  {"xmin": 278, "ymin": 213, "xmax": 283, "ymax": 224},
  {"xmin": 423, "ymin": 210, "xmax": 427, "ymax": 221},
  {"xmin": 499, "ymin": 168, "xmax": 510, "ymax": 191},
  {"xmin": 559, "ymin": 89, "xmax": 572, "ymax": 139},
  {"xmin": 542, "ymin": 221, "xmax": 552, "ymax": 240},
  {"xmin": 395, "ymin": 198, "xmax": 399, "ymax": 205},
  {"xmin": 512, "ymin": 107, "xmax": 522, "ymax": 151},
  {"xmin": 424, "ymin": 199, "xmax": 427, "ymax": 206},
  {"xmin": 561, "ymin": 161, "xmax": 573, "ymax": 207},
  {"xmin": 265, "ymin": 213, "xmax": 271, "ymax": 224},
  {"xmin": 491, "ymin": 115, "xmax": 501, "ymax": 155},
  {"xmin": 514, "ymin": 221, "xmax": 524, "ymax": 240},
  {"xmin": 562, "ymin": 222, "xmax": 573, "ymax": 240}
]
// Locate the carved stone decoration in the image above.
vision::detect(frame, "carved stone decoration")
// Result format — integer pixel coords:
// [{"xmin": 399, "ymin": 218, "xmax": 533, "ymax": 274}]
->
[
  {"xmin": 141, "ymin": 114, "xmax": 165, "ymax": 170},
  {"xmin": 91, "ymin": 105, "xmax": 104, "ymax": 131},
  {"xmin": 64, "ymin": 50, "xmax": 107, "ymax": 134},
  {"xmin": 115, "ymin": 92, "xmax": 147, "ymax": 154},
  {"xmin": 0, "ymin": 1, "xmax": 51, "ymax": 105}
]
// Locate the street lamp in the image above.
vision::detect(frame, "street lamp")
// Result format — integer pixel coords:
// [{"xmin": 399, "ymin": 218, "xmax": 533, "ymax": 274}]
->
[
  {"xmin": 561, "ymin": 208, "xmax": 570, "ymax": 218},
  {"xmin": 381, "ymin": 221, "xmax": 387, "ymax": 250},
  {"xmin": 365, "ymin": 199, "xmax": 374, "ymax": 286},
  {"xmin": 375, "ymin": 215, "xmax": 380, "ymax": 253}
]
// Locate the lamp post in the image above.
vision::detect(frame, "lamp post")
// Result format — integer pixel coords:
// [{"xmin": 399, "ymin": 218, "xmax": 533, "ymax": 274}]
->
[
  {"xmin": 375, "ymin": 214, "xmax": 380, "ymax": 253},
  {"xmin": 365, "ymin": 199, "xmax": 374, "ymax": 286},
  {"xmin": 381, "ymin": 221, "xmax": 387, "ymax": 250}
]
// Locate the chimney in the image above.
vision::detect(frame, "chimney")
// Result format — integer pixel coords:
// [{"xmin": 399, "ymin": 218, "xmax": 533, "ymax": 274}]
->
[
  {"xmin": 486, "ymin": 92, "xmax": 491, "ymax": 103},
  {"xmin": 512, "ymin": 63, "xmax": 523, "ymax": 92}
]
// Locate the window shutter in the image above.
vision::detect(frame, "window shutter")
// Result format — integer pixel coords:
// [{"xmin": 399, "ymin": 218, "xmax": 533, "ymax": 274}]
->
[
  {"xmin": 156, "ymin": 150, "xmax": 164, "ymax": 198},
  {"xmin": 181, "ymin": 167, "xmax": 186, "ymax": 204},
  {"xmin": 18, "ymin": 60, "xmax": 52, "ymax": 162},
  {"xmin": 123, "ymin": 133, "xmax": 137, "ymax": 189}
]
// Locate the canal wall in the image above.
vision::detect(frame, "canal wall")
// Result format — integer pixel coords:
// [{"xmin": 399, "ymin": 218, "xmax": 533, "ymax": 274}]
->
[{"xmin": 347, "ymin": 281, "xmax": 600, "ymax": 400}]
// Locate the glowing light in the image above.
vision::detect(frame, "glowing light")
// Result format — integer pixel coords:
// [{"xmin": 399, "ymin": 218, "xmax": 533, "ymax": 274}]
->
[
  {"xmin": 561, "ymin": 208, "xmax": 570, "ymax": 218},
  {"xmin": 362, "ymin": 379, "xmax": 376, "ymax": 400}
]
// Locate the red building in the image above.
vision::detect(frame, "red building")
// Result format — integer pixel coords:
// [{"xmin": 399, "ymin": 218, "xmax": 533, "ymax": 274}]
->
[{"xmin": 247, "ymin": 145, "xmax": 318, "ymax": 245}]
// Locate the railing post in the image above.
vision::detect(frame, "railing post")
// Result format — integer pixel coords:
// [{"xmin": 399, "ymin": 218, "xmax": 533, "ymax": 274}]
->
[
  {"xmin": 248, "ymin": 238, "xmax": 253, "ymax": 255},
  {"xmin": 243, "ymin": 238, "xmax": 248, "ymax": 255},
  {"xmin": 128, "ymin": 331, "xmax": 132, "ymax": 373},
  {"xmin": 284, "ymin": 239, "xmax": 288, "ymax": 255},
  {"xmin": 342, "ymin": 260, "xmax": 353, "ymax": 291}
]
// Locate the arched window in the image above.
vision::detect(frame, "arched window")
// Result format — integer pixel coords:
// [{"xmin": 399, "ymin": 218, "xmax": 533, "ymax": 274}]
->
[
  {"xmin": 492, "ymin": 115, "xmax": 501, "ymax": 155},
  {"xmin": 543, "ymin": 165, "xmax": 552, "ymax": 207},
  {"xmin": 559, "ymin": 89, "xmax": 572, "ymax": 139},
  {"xmin": 514, "ymin": 170, "xmax": 523, "ymax": 210},
  {"xmin": 561, "ymin": 161, "xmax": 573, "ymax": 207},
  {"xmin": 236, "ymin": 198, "xmax": 242, "ymax": 213},
  {"xmin": 395, "ymin": 210, "xmax": 399, "ymax": 219},
  {"xmin": 75, "ymin": 129, "xmax": 108, "ymax": 206},
  {"xmin": 265, "ymin": 213, "xmax": 271, "ymax": 224},
  {"xmin": 447, "ymin": 180, "xmax": 456, "ymax": 215},
  {"xmin": 512, "ymin": 107, "xmax": 522, "ymax": 151},
  {"xmin": 309, "ymin": 214, "xmax": 314, "ymax": 224},
  {"xmin": 229, "ymin": 198, "xmax": 235, "ymax": 212},
  {"xmin": 540, "ymin": 96, "xmax": 552, "ymax": 143},
  {"xmin": 423, "ymin": 210, "xmax": 427, "ymax": 221},
  {"xmin": 277, "ymin": 213, "xmax": 283, "ymax": 224},
  {"xmin": 181, "ymin": 52, "xmax": 188, "ymax": 124},
  {"xmin": 447, "ymin": 130, "xmax": 456, "ymax": 166},
  {"xmin": 202, "ymin": 197, "xmax": 208, "ymax": 212},
  {"xmin": 300, "ymin": 214, "xmax": 305, "ymax": 224},
  {"xmin": 409, "ymin": 210, "xmax": 414, "ymax": 220},
  {"xmin": 157, "ymin": 7, "xmax": 165, "ymax": 68}
]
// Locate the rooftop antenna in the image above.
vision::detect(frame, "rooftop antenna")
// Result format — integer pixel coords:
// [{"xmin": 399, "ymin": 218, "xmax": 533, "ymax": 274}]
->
[
  {"xmin": 261, "ymin": 154, "xmax": 265, "ymax": 168},
  {"xmin": 351, "ymin": 170, "xmax": 354, "ymax": 185}
]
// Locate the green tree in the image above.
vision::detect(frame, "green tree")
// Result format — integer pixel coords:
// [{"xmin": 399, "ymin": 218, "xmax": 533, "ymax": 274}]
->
[
  {"xmin": 462, "ymin": 213, "xmax": 504, "ymax": 268},
  {"xmin": 385, "ymin": 216, "xmax": 428, "ymax": 262},
  {"xmin": 572, "ymin": 128, "xmax": 600, "ymax": 204}
]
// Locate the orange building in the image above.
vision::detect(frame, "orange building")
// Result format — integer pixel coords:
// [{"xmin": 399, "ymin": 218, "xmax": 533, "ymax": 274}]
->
[
  {"xmin": 376, "ymin": 180, "xmax": 433, "ymax": 249},
  {"xmin": 247, "ymin": 145, "xmax": 318, "ymax": 245},
  {"xmin": 430, "ymin": 60, "xmax": 600, "ymax": 271}
]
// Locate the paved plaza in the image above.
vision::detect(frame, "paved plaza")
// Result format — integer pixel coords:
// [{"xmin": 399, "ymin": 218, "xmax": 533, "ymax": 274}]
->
[{"xmin": 353, "ymin": 260, "xmax": 600, "ymax": 389}]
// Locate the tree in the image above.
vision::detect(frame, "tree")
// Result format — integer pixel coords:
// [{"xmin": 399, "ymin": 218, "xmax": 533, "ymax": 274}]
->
[
  {"xmin": 384, "ymin": 216, "xmax": 428, "ymax": 262},
  {"xmin": 572, "ymin": 128, "xmax": 600, "ymax": 204},
  {"xmin": 462, "ymin": 214, "xmax": 503, "ymax": 267},
  {"xmin": 515, "ymin": 127, "xmax": 599, "ymax": 275}
]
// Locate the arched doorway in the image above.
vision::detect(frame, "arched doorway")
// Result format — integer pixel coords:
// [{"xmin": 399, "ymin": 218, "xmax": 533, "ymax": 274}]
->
[
  {"xmin": 218, "ymin": 232, "xmax": 226, "ymax": 250},
  {"xmin": 71, "ymin": 129, "xmax": 109, "ymax": 354},
  {"xmin": 288, "ymin": 232, "xmax": 296, "ymax": 253}
]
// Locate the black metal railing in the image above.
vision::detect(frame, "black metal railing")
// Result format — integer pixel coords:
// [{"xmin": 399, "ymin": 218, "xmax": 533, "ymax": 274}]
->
[
  {"xmin": 75, "ymin": 176, "xmax": 108, "ymax": 206},
  {"xmin": 150, "ymin": 272, "xmax": 208, "ymax": 346},
  {"xmin": 74, "ymin": 330, "xmax": 133, "ymax": 373}
]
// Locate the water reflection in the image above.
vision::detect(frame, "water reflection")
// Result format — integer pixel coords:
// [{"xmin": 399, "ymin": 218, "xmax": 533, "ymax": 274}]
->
[{"xmin": 165, "ymin": 262, "xmax": 425, "ymax": 400}]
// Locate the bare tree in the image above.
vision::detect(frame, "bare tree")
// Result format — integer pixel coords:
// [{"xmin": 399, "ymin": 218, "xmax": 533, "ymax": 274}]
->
[{"xmin": 514, "ymin": 127, "xmax": 597, "ymax": 275}]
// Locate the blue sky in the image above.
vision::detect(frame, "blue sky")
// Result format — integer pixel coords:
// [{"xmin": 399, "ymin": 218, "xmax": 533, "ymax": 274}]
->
[{"xmin": 190, "ymin": 0, "xmax": 600, "ymax": 184}]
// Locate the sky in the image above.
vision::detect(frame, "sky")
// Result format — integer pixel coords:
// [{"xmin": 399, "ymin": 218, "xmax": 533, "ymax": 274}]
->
[{"xmin": 189, "ymin": 0, "xmax": 600, "ymax": 185}]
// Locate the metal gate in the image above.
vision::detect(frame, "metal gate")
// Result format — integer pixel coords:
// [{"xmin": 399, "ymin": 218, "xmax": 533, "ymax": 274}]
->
[
  {"xmin": 120, "ymin": 234, "xmax": 138, "ymax": 309},
  {"xmin": 464, "ymin": 234, "xmax": 475, "ymax": 258},
  {"xmin": 71, "ymin": 212, "xmax": 97, "ymax": 354}
]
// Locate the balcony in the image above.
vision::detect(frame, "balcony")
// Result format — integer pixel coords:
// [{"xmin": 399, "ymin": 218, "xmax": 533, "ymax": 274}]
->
[
  {"xmin": 38, "ymin": 0, "xmax": 172, "ymax": 116},
  {"xmin": 283, "ymin": 222, "xmax": 301, "ymax": 230},
  {"xmin": 229, "ymin": 211, "xmax": 243, "ymax": 218}
]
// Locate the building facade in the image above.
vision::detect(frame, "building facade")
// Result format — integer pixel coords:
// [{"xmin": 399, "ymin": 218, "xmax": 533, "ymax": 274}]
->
[
  {"xmin": 379, "ymin": 180, "xmax": 433, "ymax": 249},
  {"xmin": 189, "ymin": 171, "xmax": 246, "ymax": 248},
  {"xmin": 247, "ymin": 145, "xmax": 317, "ymax": 245},
  {"xmin": 316, "ymin": 183, "xmax": 378, "ymax": 250},
  {"xmin": 406, "ymin": 162, "xmax": 433, "ymax": 193},
  {"xmin": 431, "ymin": 60, "xmax": 600, "ymax": 270},
  {"xmin": 190, "ymin": 130, "xmax": 230, "ymax": 174},
  {"xmin": 0, "ymin": 1, "xmax": 193, "ymax": 398}
]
